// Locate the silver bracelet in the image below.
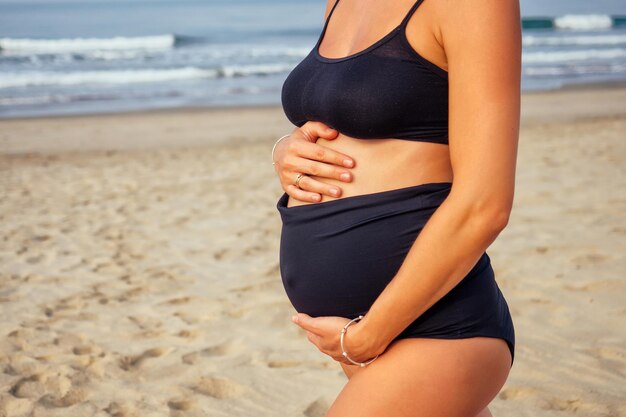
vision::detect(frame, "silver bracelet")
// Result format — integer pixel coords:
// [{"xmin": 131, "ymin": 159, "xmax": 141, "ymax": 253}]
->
[
  {"xmin": 340, "ymin": 315, "xmax": 379, "ymax": 367},
  {"xmin": 271, "ymin": 134, "xmax": 291, "ymax": 165}
]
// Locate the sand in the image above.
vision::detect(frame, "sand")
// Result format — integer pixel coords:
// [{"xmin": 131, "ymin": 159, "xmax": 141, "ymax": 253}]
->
[{"xmin": 0, "ymin": 84, "xmax": 625, "ymax": 417}]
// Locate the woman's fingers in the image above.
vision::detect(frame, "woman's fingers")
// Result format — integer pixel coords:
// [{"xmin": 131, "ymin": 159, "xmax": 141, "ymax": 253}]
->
[
  {"xmin": 274, "ymin": 130, "xmax": 346, "ymax": 173},
  {"xmin": 285, "ymin": 184, "xmax": 323, "ymax": 202},
  {"xmin": 273, "ymin": 123, "xmax": 356, "ymax": 202},
  {"xmin": 279, "ymin": 144, "xmax": 354, "ymax": 198},
  {"xmin": 292, "ymin": 174, "xmax": 342, "ymax": 198},
  {"xmin": 282, "ymin": 167, "xmax": 346, "ymax": 199},
  {"xmin": 282, "ymin": 142, "xmax": 354, "ymax": 182},
  {"xmin": 296, "ymin": 140, "xmax": 355, "ymax": 169},
  {"xmin": 299, "ymin": 121, "xmax": 339, "ymax": 142}
]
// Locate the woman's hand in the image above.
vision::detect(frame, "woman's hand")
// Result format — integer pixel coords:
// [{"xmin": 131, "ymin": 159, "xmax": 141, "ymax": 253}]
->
[
  {"xmin": 291, "ymin": 312, "xmax": 387, "ymax": 365},
  {"xmin": 273, "ymin": 122, "xmax": 355, "ymax": 203}
]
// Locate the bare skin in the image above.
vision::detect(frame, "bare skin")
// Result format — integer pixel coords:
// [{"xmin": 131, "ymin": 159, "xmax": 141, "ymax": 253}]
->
[{"xmin": 273, "ymin": 0, "xmax": 521, "ymax": 415}]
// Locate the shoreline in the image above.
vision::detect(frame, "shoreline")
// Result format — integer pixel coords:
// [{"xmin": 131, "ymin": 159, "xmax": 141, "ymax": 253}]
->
[
  {"xmin": 1, "ymin": 79, "xmax": 626, "ymax": 156},
  {"xmin": 2, "ymin": 81, "xmax": 626, "ymax": 156},
  {"xmin": 2, "ymin": 79, "xmax": 626, "ymax": 125}
]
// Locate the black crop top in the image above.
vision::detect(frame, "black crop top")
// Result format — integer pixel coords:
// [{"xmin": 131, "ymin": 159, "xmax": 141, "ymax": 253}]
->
[{"xmin": 281, "ymin": 0, "xmax": 449, "ymax": 145}]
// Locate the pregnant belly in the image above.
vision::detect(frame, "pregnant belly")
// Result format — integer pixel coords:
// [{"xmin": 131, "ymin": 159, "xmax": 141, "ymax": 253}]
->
[
  {"xmin": 276, "ymin": 181, "xmax": 453, "ymax": 318},
  {"xmin": 287, "ymin": 134, "xmax": 453, "ymax": 207}
]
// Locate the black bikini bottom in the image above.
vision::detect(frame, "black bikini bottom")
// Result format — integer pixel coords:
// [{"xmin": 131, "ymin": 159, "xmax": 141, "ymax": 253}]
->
[{"xmin": 276, "ymin": 181, "xmax": 515, "ymax": 367}]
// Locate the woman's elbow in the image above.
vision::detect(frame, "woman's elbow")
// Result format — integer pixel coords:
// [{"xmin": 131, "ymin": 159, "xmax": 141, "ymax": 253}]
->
[
  {"xmin": 486, "ymin": 207, "xmax": 511, "ymax": 232},
  {"xmin": 456, "ymin": 192, "xmax": 512, "ymax": 234},
  {"xmin": 448, "ymin": 181, "xmax": 514, "ymax": 234},
  {"xmin": 474, "ymin": 197, "xmax": 512, "ymax": 234}
]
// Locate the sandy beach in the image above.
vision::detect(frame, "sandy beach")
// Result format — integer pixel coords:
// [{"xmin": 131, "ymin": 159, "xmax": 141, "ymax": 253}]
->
[{"xmin": 1, "ymin": 83, "xmax": 625, "ymax": 417}]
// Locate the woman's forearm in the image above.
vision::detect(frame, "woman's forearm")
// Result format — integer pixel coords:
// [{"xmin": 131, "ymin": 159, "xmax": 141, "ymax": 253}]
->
[{"xmin": 353, "ymin": 189, "xmax": 511, "ymax": 355}]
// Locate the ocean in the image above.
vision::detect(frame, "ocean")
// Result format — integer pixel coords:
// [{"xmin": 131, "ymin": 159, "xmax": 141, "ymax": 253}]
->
[{"xmin": 1, "ymin": 0, "xmax": 625, "ymax": 119}]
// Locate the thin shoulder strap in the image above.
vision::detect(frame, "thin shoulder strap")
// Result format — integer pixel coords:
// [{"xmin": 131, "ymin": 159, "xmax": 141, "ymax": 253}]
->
[
  {"xmin": 322, "ymin": 0, "xmax": 339, "ymax": 35},
  {"xmin": 399, "ymin": 0, "xmax": 426, "ymax": 28},
  {"xmin": 324, "ymin": 0, "xmax": 341, "ymax": 29},
  {"xmin": 316, "ymin": 0, "xmax": 341, "ymax": 47}
]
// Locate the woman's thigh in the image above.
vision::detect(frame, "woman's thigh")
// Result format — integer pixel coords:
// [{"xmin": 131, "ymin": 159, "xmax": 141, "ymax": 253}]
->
[{"xmin": 329, "ymin": 336, "xmax": 511, "ymax": 417}]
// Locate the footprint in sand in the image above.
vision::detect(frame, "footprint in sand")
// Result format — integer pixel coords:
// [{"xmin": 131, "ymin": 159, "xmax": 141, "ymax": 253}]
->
[
  {"xmin": 229, "ymin": 280, "xmax": 279, "ymax": 293},
  {"xmin": 242, "ymin": 244, "xmax": 267, "ymax": 256},
  {"xmin": 127, "ymin": 315, "xmax": 163, "ymax": 330},
  {"xmin": 25, "ymin": 253, "xmax": 52, "ymax": 265},
  {"xmin": 264, "ymin": 263, "xmax": 280, "ymax": 277},
  {"xmin": 540, "ymin": 397, "xmax": 586, "ymax": 413},
  {"xmin": 181, "ymin": 340, "xmax": 239, "ymax": 365},
  {"xmin": 303, "ymin": 397, "xmax": 332, "ymax": 417},
  {"xmin": 167, "ymin": 396, "xmax": 197, "ymax": 411},
  {"xmin": 116, "ymin": 286, "xmax": 149, "ymax": 302},
  {"xmin": 10, "ymin": 371, "xmax": 86, "ymax": 407},
  {"xmin": 191, "ymin": 376, "xmax": 244, "ymax": 399},
  {"xmin": 39, "ymin": 388, "xmax": 88, "ymax": 408},
  {"xmin": 563, "ymin": 278, "xmax": 624, "ymax": 293},
  {"xmin": 0, "ymin": 394, "xmax": 33, "ymax": 416},
  {"xmin": 72, "ymin": 344, "xmax": 101, "ymax": 356},
  {"xmin": 4, "ymin": 353, "xmax": 46, "ymax": 376},
  {"xmin": 41, "ymin": 293, "xmax": 86, "ymax": 320},
  {"xmin": 158, "ymin": 296, "xmax": 196, "ymax": 306},
  {"xmin": 528, "ymin": 297, "xmax": 556, "ymax": 306},
  {"xmin": 118, "ymin": 347, "xmax": 172, "ymax": 370},
  {"xmin": 213, "ymin": 248, "xmax": 229, "ymax": 260},
  {"xmin": 609, "ymin": 225, "xmax": 626, "ymax": 235},
  {"xmin": 570, "ymin": 253, "xmax": 610, "ymax": 268},
  {"xmin": 104, "ymin": 400, "xmax": 137, "ymax": 417},
  {"xmin": 583, "ymin": 346, "xmax": 626, "ymax": 375},
  {"xmin": 499, "ymin": 387, "xmax": 583, "ymax": 411},
  {"xmin": 266, "ymin": 360, "xmax": 302, "ymax": 368},
  {"xmin": 199, "ymin": 340, "xmax": 239, "ymax": 356},
  {"xmin": 173, "ymin": 311, "xmax": 204, "ymax": 325},
  {"xmin": 176, "ymin": 329, "xmax": 201, "ymax": 339},
  {"xmin": 498, "ymin": 386, "xmax": 542, "ymax": 401},
  {"xmin": 53, "ymin": 332, "xmax": 86, "ymax": 348}
]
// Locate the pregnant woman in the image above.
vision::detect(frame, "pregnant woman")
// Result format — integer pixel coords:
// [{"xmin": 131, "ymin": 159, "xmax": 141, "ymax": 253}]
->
[{"xmin": 273, "ymin": 0, "xmax": 520, "ymax": 415}]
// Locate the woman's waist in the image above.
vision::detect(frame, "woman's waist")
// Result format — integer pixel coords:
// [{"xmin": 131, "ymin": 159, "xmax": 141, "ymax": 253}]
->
[{"xmin": 288, "ymin": 135, "xmax": 453, "ymax": 208}]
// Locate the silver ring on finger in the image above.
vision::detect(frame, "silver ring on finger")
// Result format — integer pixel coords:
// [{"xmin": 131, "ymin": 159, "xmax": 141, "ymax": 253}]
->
[{"xmin": 294, "ymin": 173, "xmax": 306, "ymax": 189}]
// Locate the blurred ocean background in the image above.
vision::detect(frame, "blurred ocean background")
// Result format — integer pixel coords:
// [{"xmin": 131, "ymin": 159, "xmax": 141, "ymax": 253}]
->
[{"xmin": 0, "ymin": 0, "xmax": 625, "ymax": 118}]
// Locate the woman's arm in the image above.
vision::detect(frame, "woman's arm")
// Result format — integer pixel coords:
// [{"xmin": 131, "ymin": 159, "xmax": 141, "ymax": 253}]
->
[{"xmin": 345, "ymin": 0, "xmax": 522, "ymax": 359}]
